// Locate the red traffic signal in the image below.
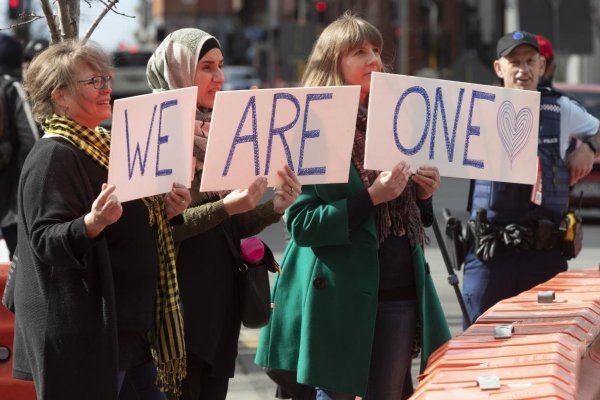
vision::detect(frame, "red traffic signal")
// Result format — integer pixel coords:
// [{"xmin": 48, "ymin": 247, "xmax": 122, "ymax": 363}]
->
[
  {"xmin": 315, "ymin": 1, "xmax": 327, "ymax": 13},
  {"xmin": 8, "ymin": 0, "xmax": 20, "ymax": 19}
]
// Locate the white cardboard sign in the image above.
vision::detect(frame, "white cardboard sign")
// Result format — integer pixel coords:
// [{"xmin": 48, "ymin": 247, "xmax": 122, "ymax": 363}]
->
[
  {"xmin": 108, "ymin": 86, "xmax": 197, "ymax": 202},
  {"xmin": 200, "ymin": 86, "xmax": 360, "ymax": 191},
  {"xmin": 366, "ymin": 72, "xmax": 541, "ymax": 184}
]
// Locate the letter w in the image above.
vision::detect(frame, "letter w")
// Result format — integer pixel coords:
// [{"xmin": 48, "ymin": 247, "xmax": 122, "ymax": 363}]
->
[{"xmin": 125, "ymin": 106, "xmax": 156, "ymax": 179}]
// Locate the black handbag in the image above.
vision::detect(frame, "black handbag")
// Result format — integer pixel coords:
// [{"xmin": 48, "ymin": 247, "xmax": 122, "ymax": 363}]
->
[{"xmin": 222, "ymin": 226, "xmax": 279, "ymax": 329}]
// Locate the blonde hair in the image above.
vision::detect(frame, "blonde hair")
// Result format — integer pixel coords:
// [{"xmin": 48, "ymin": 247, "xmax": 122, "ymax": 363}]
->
[
  {"xmin": 301, "ymin": 11, "xmax": 383, "ymax": 87},
  {"xmin": 24, "ymin": 40, "xmax": 113, "ymax": 123}
]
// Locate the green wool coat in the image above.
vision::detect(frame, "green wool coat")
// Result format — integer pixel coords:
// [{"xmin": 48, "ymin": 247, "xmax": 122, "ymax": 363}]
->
[{"xmin": 255, "ymin": 165, "xmax": 451, "ymax": 396}]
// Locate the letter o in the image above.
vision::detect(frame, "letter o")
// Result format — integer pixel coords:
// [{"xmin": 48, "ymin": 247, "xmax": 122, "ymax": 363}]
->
[{"xmin": 393, "ymin": 86, "xmax": 431, "ymax": 155}]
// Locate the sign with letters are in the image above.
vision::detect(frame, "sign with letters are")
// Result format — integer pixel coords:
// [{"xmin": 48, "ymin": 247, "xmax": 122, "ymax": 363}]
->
[
  {"xmin": 108, "ymin": 86, "xmax": 197, "ymax": 202},
  {"xmin": 365, "ymin": 72, "xmax": 541, "ymax": 184},
  {"xmin": 200, "ymin": 86, "xmax": 360, "ymax": 191}
]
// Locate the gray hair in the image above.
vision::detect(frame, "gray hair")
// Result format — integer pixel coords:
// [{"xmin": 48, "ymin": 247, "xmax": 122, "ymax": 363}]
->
[{"xmin": 24, "ymin": 40, "xmax": 113, "ymax": 123}]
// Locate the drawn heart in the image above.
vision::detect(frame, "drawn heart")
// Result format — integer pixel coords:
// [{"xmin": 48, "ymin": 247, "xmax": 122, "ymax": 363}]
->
[{"xmin": 496, "ymin": 101, "xmax": 533, "ymax": 167}]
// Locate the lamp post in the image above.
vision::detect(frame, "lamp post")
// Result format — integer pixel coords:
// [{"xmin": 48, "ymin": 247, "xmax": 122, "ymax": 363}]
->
[{"xmin": 397, "ymin": 0, "xmax": 409, "ymax": 74}]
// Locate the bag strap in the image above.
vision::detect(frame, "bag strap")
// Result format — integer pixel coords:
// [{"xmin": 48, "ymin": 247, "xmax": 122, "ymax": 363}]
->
[{"xmin": 220, "ymin": 223, "xmax": 244, "ymax": 270}]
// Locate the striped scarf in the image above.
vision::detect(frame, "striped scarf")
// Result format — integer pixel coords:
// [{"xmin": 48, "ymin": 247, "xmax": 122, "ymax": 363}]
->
[{"xmin": 41, "ymin": 114, "xmax": 186, "ymax": 395}]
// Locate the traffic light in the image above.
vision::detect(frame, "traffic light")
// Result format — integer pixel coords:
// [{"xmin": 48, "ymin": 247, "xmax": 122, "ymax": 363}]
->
[
  {"xmin": 315, "ymin": 1, "xmax": 327, "ymax": 23},
  {"xmin": 8, "ymin": 0, "xmax": 21, "ymax": 20}
]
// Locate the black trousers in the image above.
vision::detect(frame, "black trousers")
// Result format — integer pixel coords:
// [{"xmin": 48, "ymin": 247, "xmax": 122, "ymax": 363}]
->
[{"xmin": 179, "ymin": 353, "xmax": 229, "ymax": 400}]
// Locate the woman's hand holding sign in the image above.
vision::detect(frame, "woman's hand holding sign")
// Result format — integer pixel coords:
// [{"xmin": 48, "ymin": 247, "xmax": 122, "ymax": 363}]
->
[
  {"xmin": 273, "ymin": 165, "xmax": 302, "ymax": 215},
  {"xmin": 368, "ymin": 161, "xmax": 411, "ymax": 205},
  {"xmin": 85, "ymin": 183, "xmax": 123, "ymax": 238},
  {"xmin": 412, "ymin": 165, "xmax": 441, "ymax": 200},
  {"xmin": 165, "ymin": 182, "xmax": 192, "ymax": 219},
  {"xmin": 223, "ymin": 177, "xmax": 268, "ymax": 216}
]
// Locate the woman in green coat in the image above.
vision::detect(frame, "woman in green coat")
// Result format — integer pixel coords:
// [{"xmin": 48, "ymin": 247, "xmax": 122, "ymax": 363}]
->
[{"xmin": 255, "ymin": 12, "xmax": 451, "ymax": 400}]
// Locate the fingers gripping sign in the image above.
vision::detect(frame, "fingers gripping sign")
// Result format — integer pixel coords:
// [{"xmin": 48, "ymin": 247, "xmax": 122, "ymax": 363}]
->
[
  {"xmin": 273, "ymin": 164, "xmax": 302, "ymax": 214},
  {"xmin": 85, "ymin": 183, "xmax": 123, "ymax": 238},
  {"xmin": 368, "ymin": 161, "xmax": 411, "ymax": 205},
  {"xmin": 223, "ymin": 177, "xmax": 268, "ymax": 216},
  {"xmin": 412, "ymin": 165, "xmax": 441, "ymax": 200},
  {"xmin": 164, "ymin": 182, "xmax": 192, "ymax": 219}
]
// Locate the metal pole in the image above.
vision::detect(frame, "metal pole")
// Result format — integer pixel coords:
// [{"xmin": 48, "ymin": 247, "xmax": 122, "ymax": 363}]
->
[
  {"xmin": 432, "ymin": 212, "xmax": 472, "ymax": 328},
  {"xmin": 397, "ymin": 0, "xmax": 409, "ymax": 74},
  {"xmin": 267, "ymin": 0, "xmax": 279, "ymax": 88},
  {"xmin": 550, "ymin": 0, "xmax": 561, "ymax": 51},
  {"xmin": 298, "ymin": 0, "xmax": 307, "ymax": 25},
  {"xmin": 217, "ymin": 0, "xmax": 227, "ymax": 55}
]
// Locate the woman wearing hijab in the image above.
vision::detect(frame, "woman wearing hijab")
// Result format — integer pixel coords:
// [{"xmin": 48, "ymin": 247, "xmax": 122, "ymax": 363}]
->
[{"xmin": 147, "ymin": 28, "xmax": 301, "ymax": 400}]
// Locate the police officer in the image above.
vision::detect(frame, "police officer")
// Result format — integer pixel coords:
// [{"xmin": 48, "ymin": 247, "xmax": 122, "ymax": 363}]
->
[{"xmin": 462, "ymin": 31, "xmax": 600, "ymax": 325}]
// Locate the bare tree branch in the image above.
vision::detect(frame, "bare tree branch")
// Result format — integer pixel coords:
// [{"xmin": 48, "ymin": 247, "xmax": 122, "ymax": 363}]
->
[
  {"xmin": 58, "ymin": 0, "xmax": 74, "ymax": 39},
  {"xmin": 0, "ymin": 13, "xmax": 45, "ymax": 32},
  {"xmin": 40, "ymin": 0, "xmax": 62, "ymax": 43},
  {"xmin": 82, "ymin": 0, "xmax": 122, "ymax": 43},
  {"xmin": 68, "ymin": 0, "xmax": 80, "ymax": 39},
  {"xmin": 96, "ymin": 0, "xmax": 135, "ymax": 18}
]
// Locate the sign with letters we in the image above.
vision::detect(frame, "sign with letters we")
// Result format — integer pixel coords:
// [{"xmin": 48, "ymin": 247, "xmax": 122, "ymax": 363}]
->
[
  {"xmin": 200, "ymin": 86, "xmax": 360, "ymax": 191},
  {"xmin": 366, "ymin": 72, "xmax": 541, "ymax": 184},
  {"xmin": 108, "ymin": 86, "xmax": 197, "ymax": 202}
]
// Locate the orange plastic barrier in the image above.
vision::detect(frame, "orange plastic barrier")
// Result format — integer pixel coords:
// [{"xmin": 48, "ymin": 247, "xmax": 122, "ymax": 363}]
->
[
  {"xmin": 411, "ymin": 268, "xmax": 600, "ymax": 400},
  {"xmin": 0, "ymin": 261, "xmax": 36, "ymax": 399}
]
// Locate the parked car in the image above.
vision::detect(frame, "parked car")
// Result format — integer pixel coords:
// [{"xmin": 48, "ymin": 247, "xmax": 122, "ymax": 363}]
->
[
  {"xmin": 111, "ymin": 50, "xmax": 153, "ymax": 101},
  {"xmin": 222, "ymin": 65, "xmax": 262, "ymax": 90},
  {"xmin": 553, "ymin": 82, "xmax": 600, "ymax": 209}
]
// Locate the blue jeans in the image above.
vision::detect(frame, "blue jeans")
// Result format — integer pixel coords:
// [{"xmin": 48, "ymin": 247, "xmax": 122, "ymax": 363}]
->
[
  {"xmin": 315, "ymin": 388, "xmax": 355, "ymax": 400},
  {"xmin": 365, "ymin": 299, "xmax": 416, "ymax": 400},
  {"xmin": 462, "ymin": 245, "xmax": 567, "ymax": 328},
  {"xmin": 117, "ymin": 360, "xmax": 166, "ymax": 400},
  {"xmin": 316, "ymin": 299, "xmax": 417, "ymax": 400}
]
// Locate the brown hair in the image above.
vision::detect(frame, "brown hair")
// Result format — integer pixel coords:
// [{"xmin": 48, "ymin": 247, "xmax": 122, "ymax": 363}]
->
[
  {"xmin": 301, "ymin": 11, "xmax": 384, "ymax": 87},
  {"xmin": 24, "ymin": 40, "xmax": 113, "ymax": 123}
]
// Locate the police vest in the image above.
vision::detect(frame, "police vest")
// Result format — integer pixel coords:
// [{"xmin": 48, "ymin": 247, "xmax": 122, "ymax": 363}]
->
[{"xmin": 470, "ymin": 90, "xmax": 569, "ymax": 225}]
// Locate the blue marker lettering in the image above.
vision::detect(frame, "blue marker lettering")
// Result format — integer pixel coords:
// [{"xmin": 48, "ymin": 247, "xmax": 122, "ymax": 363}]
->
[
  {"xmin": 264, "ymin": 93, "xmax": 299, "ymax": 175},
  {"xmin": 223, "ymin": 96, "xmax": 260, "ymax": 176},
  {"xmin": 298, "ymin": 93, "xmax": 331, "ymax": 176},
  {"xmin": 125, "ymin": 105, "xmax": 156, "ymax": 179},
  {"xmin": 394, "ymin": 86, "xmax": 431, "ymax": 155},
  {"xmin": 430, "ymin": 87, "xmax": 464, "ymax": 162},
  {"xmin": 155, "ymin": 99, "xmax": 177, "ymax": 177},
  {"xmin": 464, "ymin": 90, "xmax": 495, "ymax": 169}
]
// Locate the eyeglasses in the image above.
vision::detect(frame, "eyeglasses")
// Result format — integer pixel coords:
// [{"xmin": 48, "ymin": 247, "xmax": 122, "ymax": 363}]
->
[{"xmin": 76, "ymin": 75, "xmax": 113, "ymax": 90}]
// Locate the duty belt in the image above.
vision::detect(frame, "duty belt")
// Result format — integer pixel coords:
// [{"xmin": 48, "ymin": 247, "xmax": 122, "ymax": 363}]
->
[{"xmin": 468, "ymin": 218, "xmax": 561, "ymax": 261}]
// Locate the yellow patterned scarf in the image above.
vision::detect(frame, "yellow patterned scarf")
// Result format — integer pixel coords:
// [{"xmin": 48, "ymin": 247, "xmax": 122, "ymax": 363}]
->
[{"xmin": 41, "ymin": 114, "xmax": 186, "ymax": 395}]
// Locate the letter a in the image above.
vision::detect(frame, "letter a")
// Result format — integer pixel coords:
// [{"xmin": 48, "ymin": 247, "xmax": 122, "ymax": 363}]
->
[{"xmin": 223, "ymin": 96, "xmax": 260, "ymax": 176}]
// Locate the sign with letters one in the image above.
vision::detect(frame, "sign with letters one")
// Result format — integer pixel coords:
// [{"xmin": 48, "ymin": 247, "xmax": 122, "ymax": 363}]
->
[
  {"xmin": 108, "ymin": 86, "xmax": 197, "ymax": 202},
  {"xmin": 200, "ymin": 85, "xmax": 360, "ymax": 191},
  {"xmin": 365, "ymin": 72, "xmax": 541, "ymax": 184}
]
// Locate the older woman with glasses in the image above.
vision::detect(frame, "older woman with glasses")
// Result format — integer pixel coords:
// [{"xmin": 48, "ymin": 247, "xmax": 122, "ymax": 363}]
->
[{"xmin": 6, "ymin": 40, "xmax": 191, "ymax": 399}]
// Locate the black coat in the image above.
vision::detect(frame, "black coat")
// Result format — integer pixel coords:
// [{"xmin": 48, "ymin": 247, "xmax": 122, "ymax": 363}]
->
[
  {"xmin": 0, "ymin": 72, "xmax": 37, "ymax": 228},
  {"xmin": 174, "ymin": 175, "xmax": 281, "ymax": 378},
  {"xmin": 12, "ymin": 137, "xmax": 119, "ymax": 399}
]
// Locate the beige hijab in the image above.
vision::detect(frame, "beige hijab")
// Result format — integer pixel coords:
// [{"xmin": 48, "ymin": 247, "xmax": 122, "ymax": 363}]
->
[
  {"xmin": 147, "ymin": 28, "xmax": 224, "ymax": 200},
  {"xmin": 147, "ymin": 28, "xmax": 218, "ymax": 93}
]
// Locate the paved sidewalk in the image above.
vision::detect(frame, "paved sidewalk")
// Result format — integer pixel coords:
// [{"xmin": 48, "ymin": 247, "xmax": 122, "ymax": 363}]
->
[{"xmin": 228, "ymin": 327, "xmax": 277, "ymax": 399}]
